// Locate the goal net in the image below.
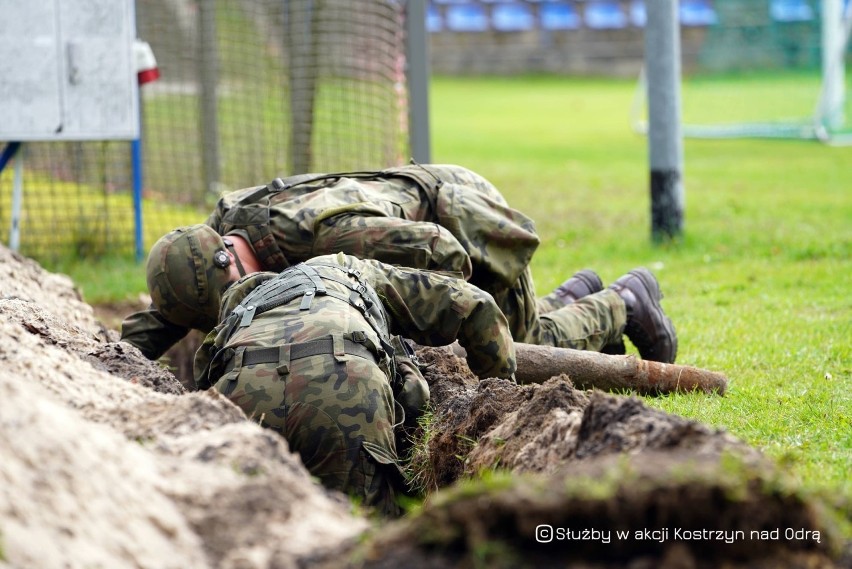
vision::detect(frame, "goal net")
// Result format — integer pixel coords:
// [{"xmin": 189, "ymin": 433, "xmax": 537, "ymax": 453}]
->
[{"xmin": 632, "ymin": 0, "xmax": 852, "ymax": 144}]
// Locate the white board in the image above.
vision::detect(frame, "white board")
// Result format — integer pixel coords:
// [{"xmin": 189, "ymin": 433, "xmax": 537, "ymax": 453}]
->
[{"xmin": 0, "ymin": 0, "xmax": 139, "ymax": 141}]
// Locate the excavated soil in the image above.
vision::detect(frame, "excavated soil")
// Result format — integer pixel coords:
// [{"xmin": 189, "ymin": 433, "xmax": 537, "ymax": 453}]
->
[
  {"xmin": 2, "ymin": 245, "xmax": 849, "ymax": 569},
  {"xmin": 411, "ymin": 346, "xmax": 765, "ymax": 489},
  {"xmin": 0, "ymin": 248, "xmax": 365, "ymax": 569}
]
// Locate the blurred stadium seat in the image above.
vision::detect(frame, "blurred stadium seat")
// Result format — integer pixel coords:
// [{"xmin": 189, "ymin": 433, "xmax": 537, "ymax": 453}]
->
[
  {"xmin": 541, "ymin": 1, "xmax": 582, "ymax": 30},
  {"xmin": 584, "ymin": 0, "xmax": 628, "ymax": 29},
  {"xmin": 427, "ymin": 4, "xmax": 443, "ymax": 32},
  {"xmin": 629, "ymin": 0, "xmax": 646, "ymax": 27},
  {"xmin": 492, "ymin": 3, "xmax": 536, "ymax": 31},
  {"xmin": 769, "ymin": 0, "xmax": 815, "ymax": 22},
  {"xmin": 680, "ymin": 0, "xmax": 718, "ymax": 26},
  {"xmin": 445, "ymin": 3, "xmax": 490, "ymax": 31},
  {"xmin": 627, "ymin": 0, "xmax": 718, "ymax": 28}
]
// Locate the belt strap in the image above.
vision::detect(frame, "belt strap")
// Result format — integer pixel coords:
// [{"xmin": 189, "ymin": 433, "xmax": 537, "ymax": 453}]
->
[{"xmin": 222, "ymin": 337, "xmax": 376, "ymax": 374}]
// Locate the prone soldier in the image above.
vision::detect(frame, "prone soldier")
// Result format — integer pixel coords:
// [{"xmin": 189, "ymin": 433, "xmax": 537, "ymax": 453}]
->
[{"xmin": 193, "ymin": 252, "xmax": 517, "ymax": 515}]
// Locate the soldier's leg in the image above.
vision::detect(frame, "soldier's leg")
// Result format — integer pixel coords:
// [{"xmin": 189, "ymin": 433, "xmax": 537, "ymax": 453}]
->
[
  {"xmin": 490, "ymin": 267, "xmax": 610, "ymax": 345},
  {"xmin": 532, "ymin": 289, "xmax": 627, "ymax": 351},
  {"xmin": 538, "ymin": 269, "xmax": 604, "ymax": 313},
  {"xmin": 282, "ymin": 356, "xmax": 404, "ymax": 515},
  {"xmin": 533, "ymin": 270, "xmax": 677, "ymax": 362},
  {"xmin": 215, "ymin": 355, "xmax": 404, "ymax": 515}
]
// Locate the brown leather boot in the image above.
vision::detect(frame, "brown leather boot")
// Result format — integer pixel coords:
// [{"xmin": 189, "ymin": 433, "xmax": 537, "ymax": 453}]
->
[
  {"xmin": 552, "ymin": 269, "xmax": 603, "ymax": 304},
  {"xmin": 608, "ymin": 268, "xmax": 677, "ymax": 363}
]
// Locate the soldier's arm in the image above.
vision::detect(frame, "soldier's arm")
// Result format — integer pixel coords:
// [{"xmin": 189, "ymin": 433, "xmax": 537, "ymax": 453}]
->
[
  {"xmin": 192, "ymin": 328, "xmax": 218, "ymax": 389},
  {"xmin": 120, "ymin": 305, "xmax": 191, "ymax": 360},
  {"xmin": 336, "ymin": 253, "xmax": 516, "ymax": 380},
  {"xmin": 312, "ymin": 213, "xmax": 473, "ymax": 280}
]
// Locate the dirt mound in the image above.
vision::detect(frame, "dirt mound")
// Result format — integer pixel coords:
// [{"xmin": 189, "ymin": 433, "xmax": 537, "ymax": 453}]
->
[
  {"xmin": 0, "ymin": 247, "xmax": 103, "ymax": 337},
  {"xmin": 412, "ymin": 347, "xmax": 764, "ymax": 489},
  {"xmin": 388, "ymin": 347, "xmax": 848, "ymax": 568},
  {"xmin": 0, "ymin": 254, "xmax": 365, "ymax": 568},
  {"xmin": 354, "ymin": 453, "xmax": 844, "ymax": 569},
  {"xmin": 0, "ymin": 246, "xmax": 848, "ymax": 568}
]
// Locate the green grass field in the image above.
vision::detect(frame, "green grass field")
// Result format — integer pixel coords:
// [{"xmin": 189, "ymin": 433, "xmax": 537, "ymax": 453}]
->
[
  {"xmin": 60, "ymin": 74, "xmax": 851, "ymax": 503},
  {"xmin": 427, "ymin": 75, "xmax": 851, "ymax": 502}
]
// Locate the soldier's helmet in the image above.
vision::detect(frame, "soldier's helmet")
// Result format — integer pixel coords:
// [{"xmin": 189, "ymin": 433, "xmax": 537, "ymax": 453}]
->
[{"xmin": 146, "ymin": 224, "xmax": 233, "ymax": 331}]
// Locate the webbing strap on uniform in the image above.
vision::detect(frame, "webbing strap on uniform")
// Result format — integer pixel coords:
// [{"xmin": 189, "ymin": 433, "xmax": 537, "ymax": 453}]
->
[
  {"xmin": 212, "ymin": 261, "xmax": 396, "ymax": 380},
  {"xmin": 228, "ymin": 265, "xmax": 328, "ymax": 329},
  {"xmin": 311, "ymin": 262, "xmax": 396, "ymax": 357},
  {"xmin": 222, "ymin": 336, "xmax": 375, "ymax": 374}
]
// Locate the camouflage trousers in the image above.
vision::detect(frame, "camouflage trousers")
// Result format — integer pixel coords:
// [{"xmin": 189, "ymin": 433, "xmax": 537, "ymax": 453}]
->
[
  {"xmin": 214, "ymin": 351, "xmax": 403, "ymax": 516},
  {"xmin": 499, "ymin": 282, "xmax": 627, "ymax": 352},
  {"xmin": 539, "ymin": 288, "xmax": 627, "ymax": 350}
]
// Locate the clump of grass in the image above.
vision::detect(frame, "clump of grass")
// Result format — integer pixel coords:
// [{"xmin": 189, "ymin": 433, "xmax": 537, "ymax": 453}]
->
[{"xmin": 402, "ymin": 410, "xmax": 439, "ymax": 498}]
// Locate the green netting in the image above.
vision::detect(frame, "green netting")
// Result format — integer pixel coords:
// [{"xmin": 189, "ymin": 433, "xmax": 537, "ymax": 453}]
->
[{"xmin": 0, "ymin": 0, "xmax": 409, "ymax": 262}]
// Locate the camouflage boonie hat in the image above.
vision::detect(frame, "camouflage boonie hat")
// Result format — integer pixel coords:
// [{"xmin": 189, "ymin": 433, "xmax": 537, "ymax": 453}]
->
[{"xmin": 146, "ymin": 224, "xmax": 232, "ymax": 331}]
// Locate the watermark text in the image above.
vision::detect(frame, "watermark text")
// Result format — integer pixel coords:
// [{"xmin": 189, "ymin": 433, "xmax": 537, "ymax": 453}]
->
[{"xmin": 534, "ymin": 525, "xmax": 821, "ymax": 544}]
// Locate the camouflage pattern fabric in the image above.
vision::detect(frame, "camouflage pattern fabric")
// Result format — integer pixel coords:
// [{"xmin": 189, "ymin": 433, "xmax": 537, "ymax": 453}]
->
[
  {"xmin": 194, "ymin": 253, "xmax": 518, "ymax": 514},
  {"xmin": 213, "ymin": 345, "xmax": 403, "ymax": 515},
  {"xmin": 195, "ymin": 253, "xmax": 517, "ymax": 387},
  {"xmin": 207, "ymin": 164, "xmax": 540, "ymax": 289},
  {"xmin": 121, "ymin": 163, "xmax": 622, "ymax": 361},
  {"xmin": 538, "ymin": 289, "xmax": 626, "ymax": 351},
  {"xmin": 145, "ymin": 224, "xmax": 232, "ymax": 331},
  {"xmin": 121, "ymin": 306, "xmax": 196, "ymax": 364}
]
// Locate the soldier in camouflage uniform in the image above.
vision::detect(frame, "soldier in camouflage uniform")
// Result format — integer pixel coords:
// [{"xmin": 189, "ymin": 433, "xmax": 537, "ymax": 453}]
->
[
  {"xmin": 193, "ymin": 252, "xmax": 516, "ymax": 515},
  {"xmin": 123, "ymin": 163, "xmax": 676, "ymax": 364}
]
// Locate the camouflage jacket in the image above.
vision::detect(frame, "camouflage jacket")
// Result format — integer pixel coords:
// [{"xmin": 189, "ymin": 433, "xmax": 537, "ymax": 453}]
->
[
  {"xmin": 205, "ymin": 163, "xmax": 538, "ymax": 286},
  {"xmin": 123, "ymin": 164, "xmax": 538, "ymax": 360},
  {"xmin": 194, "ymin": 253, "xmax": 517, "ymax": 385}
]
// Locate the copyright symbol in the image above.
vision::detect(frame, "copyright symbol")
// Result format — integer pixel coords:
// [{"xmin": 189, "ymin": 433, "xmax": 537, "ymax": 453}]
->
[{"xmin": 536, "ymin": 524, "xmax": 553, "ymax": 543}]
